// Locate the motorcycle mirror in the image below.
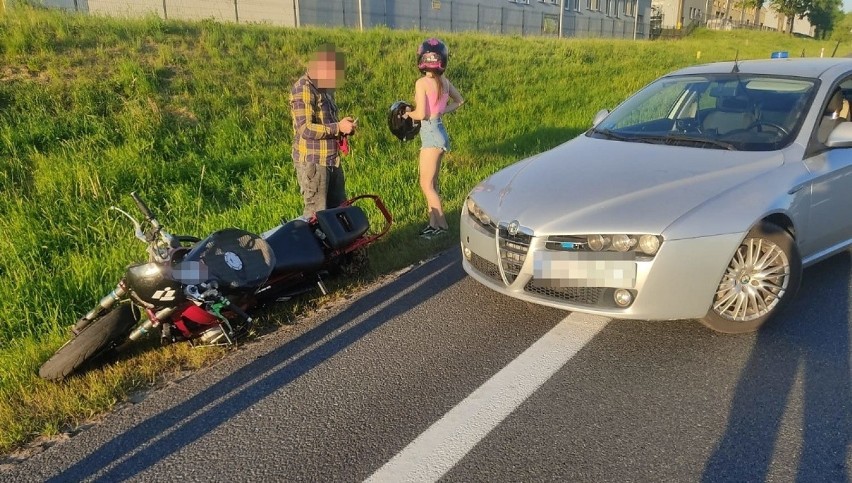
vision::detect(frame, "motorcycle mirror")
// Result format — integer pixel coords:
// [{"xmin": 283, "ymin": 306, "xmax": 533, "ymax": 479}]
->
[{"xmin": 109, "ymin": 206, "xmax": 146, "ymax": 242}]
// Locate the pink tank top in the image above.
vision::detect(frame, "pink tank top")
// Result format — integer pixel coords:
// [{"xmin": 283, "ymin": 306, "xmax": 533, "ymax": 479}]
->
[{"xmin": 424, "ymin": 79, "xmax": 449, "ymax": 119}]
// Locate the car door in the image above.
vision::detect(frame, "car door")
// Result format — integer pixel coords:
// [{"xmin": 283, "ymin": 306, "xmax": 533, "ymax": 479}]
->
[{"xmin": 801, "ymin": 79, "xmax": 852, "ymax": 257}]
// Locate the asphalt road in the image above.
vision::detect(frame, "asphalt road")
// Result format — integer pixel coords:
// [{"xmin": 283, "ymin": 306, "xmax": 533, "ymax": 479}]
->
[{"xmin": 2, "ymin": 249, "xmax": 850, "ymax": 482}]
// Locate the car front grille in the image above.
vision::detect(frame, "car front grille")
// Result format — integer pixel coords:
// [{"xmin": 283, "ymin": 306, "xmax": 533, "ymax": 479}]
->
[
  {"xmin": 498, "ymin": 227, "xmax": 531, "ymax": 284},
  {"xmin": 469, "ymin": 253, "xmax": 503, "ymax": 284},
  {"xmin": 524, "ymin": 280, "xmax": 606, "ymax": 305}
]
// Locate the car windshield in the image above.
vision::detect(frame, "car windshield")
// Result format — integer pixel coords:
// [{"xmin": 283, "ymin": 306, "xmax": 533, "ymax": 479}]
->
[{"xmin": 588, "ymin": 73, "xmax": 818, "ymax": 151}]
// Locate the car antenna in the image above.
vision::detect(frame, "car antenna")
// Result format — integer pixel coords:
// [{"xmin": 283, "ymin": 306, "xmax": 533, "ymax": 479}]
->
[{"xmin": 731, "ymin": 50, "xmax": 740, "ymax": 73}]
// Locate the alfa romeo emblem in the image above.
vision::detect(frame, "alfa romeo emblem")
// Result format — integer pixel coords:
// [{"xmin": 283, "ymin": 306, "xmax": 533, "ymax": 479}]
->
[
  {"xmin": 507, "ymin": 220, "xmax": 520, "ymax": 236},
  {"xmin": 224, "ymin": 251, "xmax": 243, "ymax": 271}
]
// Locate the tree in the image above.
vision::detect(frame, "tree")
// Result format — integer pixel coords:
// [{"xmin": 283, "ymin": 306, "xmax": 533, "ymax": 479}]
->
[
  {"xmin": 806, "ymin": 0, "xmax": 842, "ymax": 38},
  {"xmin": 771, "ymin": 0, "xmax": 810, "ymax": 33},
  {"xmin": 740, "ymin": 0, "xmax": 765, "ymax": 26},
  {"xmin": 829, "ymin": 11, "xmax": 852, "ymax": 43}
]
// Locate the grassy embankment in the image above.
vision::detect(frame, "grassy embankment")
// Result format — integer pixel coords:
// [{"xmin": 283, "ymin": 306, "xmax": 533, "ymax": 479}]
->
[{"xmin": 0, "ymin": 5, "xmax": 839, "ymax": 453}]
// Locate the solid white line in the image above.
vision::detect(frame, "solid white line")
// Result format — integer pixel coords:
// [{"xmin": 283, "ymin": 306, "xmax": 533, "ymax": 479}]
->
[{"xmin": 365, "ymin": 312, "xmax": 610, "ymax": 483}]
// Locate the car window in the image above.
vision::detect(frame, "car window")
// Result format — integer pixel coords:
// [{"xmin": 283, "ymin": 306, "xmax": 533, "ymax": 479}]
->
[{"xmin": 590, "ymin": 74, "xmax": 817, "ymax": 151}]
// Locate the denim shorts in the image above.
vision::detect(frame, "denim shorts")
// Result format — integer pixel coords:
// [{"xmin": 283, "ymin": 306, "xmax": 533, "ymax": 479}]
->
[{"xmin": 419, "ymin": 118, "xmax": 450, "ymax": 151}]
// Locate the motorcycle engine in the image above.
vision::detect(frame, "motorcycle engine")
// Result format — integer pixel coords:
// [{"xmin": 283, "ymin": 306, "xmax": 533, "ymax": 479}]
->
[{"xmin": 198, "ymin": 326, "xmax": 227, "ymax": 345}]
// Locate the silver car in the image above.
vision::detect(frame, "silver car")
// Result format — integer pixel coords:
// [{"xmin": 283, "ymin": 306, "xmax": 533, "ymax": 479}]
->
[{"xmin": 460, "ymin": 58, "xmax": 852, "ymax": 333}]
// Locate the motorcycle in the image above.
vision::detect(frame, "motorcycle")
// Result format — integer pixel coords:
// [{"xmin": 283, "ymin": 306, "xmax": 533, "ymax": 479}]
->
[{"xmin": 39, "ymin": 192, "xmax": 392, "ymax": 381}]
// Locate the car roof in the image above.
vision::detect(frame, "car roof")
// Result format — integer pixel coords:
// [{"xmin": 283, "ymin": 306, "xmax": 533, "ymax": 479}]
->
[{"xmin": 668, "ymin": 58, "xmax": 852, "ymax": 80}]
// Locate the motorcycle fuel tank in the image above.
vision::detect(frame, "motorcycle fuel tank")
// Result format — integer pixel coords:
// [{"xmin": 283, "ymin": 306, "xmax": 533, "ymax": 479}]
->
[{"xmin": 125, "ymin": 262, "xmax": 187, "ymax": 306}]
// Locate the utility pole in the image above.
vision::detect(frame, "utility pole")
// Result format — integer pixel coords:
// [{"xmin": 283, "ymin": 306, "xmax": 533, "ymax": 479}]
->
[
  {"xmin": 724, "ymin": 0, "xmax": 732, "ymax": 27},
  {"xmin": 675, "ymin": 0, "xmax": 684, "ymax": 28},
  {"xmin": 633, "ymin": 0, "xmax": 640, "ymax": 39},
  {"xmin": 559, "ymin": 0, "xmax": 565, "ymax": 38}
]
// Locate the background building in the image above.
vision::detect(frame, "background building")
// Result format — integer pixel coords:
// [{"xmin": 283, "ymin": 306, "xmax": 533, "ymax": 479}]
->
[
  {"xmin": 650, "ymin": 0, "xmax": 815, "ymax": 36},
  {"xmin": 31, "ymin": 0, "xmax": 653, "ymax": 39}
]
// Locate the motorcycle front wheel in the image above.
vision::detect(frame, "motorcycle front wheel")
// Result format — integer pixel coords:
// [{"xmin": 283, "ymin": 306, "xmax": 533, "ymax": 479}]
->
[{"xmin": 39, "ymin": 303, "xmax": 140, "ymax": 381}]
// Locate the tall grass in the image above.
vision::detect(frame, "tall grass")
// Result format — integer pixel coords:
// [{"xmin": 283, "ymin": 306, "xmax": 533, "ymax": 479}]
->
[{"xmin": 0, "ymin": 5, "xmax": 841, "ymax": 453}]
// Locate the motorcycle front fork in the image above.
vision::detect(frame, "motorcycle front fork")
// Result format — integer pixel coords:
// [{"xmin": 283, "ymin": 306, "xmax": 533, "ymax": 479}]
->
[
  {"xmin": 128, "ymin": 306, "xmax": 176, "ymax": 342},
  {"xmin": 72, "ymin": 283, "xmax": 128, "ymax": 334}
]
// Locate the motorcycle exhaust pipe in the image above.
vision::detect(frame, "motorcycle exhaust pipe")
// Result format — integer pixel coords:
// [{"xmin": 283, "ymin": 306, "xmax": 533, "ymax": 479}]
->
[{"xmin": 73, "ymin": 284, "xmax": 128, "ymax": 334}]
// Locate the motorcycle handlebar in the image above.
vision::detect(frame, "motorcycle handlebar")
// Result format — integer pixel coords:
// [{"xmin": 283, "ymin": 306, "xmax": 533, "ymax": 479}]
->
[{"xmin": 130, "ymin": 192, "xmax": 160, "ymax": 228}]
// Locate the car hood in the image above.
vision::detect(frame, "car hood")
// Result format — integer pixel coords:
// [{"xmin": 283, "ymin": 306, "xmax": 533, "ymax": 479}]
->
[{"xmin": 472, "ymin": 135, "xmax": 785, "ymax": 236}]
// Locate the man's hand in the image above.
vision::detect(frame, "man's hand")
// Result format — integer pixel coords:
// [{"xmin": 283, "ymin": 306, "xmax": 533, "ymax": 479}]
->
[{"xmin": 339, "ymin": 117, "xmax": 356, "ymax": 135}]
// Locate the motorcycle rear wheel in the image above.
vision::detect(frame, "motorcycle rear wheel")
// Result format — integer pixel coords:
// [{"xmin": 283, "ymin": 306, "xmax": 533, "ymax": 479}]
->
[{"xmin": 39, "ymin": 303, "xmax": 139, "ymax": 381}]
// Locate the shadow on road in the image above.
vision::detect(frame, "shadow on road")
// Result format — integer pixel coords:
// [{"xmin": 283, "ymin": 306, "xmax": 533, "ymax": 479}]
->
[
  {"xmin": 703, "ymin": 251, "xmax": 852, "ymax": 481},
  {"xmin": 48, "ymin": 252, "xmax": 465, "ymax": 482}
]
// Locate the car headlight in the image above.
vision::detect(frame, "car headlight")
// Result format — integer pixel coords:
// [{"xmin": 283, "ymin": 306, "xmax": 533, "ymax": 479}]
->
[
  {"xmin": 547, "ymin": 234, "xmax": 663, "ymax": 256},
  {"xmin": 611, "ymin": 234, "xmax": 634, "ymax": 252},
  {"xmin": 587, "ymin": 235, "xmax": 609, "ymax": 251},
  {"xmin": 465, "ymin": 197, "xmax": 494, "ymax": 228},
  {"xmin": 638, "ymin": 234, "xmax": 661, "ymax": 255}
]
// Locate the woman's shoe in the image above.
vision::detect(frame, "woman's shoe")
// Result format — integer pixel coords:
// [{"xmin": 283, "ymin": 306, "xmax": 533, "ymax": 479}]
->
[{"xmin": 419, "ymin": 225, "xmax": 437, "ymax": 238}]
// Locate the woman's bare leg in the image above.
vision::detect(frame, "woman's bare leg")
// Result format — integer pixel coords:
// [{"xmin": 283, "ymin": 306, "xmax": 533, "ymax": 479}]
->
[{"xmin": 419, "ymin": 147, "xmax": 448, "ymax": 229}]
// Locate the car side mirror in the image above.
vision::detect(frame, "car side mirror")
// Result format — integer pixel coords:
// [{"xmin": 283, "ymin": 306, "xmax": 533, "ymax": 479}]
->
[
  {"xmin": 592, "ymin": 109, "xmax": 609, "ymax": 127},
  {"xmin": 826, "ymin": 122, "xmax": 852, "ymax": 148}
]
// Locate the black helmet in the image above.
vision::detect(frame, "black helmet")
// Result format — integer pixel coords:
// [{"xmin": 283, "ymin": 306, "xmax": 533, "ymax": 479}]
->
[
  {"xmin": 417, "ymin": 38, "xmax": 448, "ymax": 75},
  {"xmin": 388, "ymin": 100, "xmax": 420, "ymax": 141}
]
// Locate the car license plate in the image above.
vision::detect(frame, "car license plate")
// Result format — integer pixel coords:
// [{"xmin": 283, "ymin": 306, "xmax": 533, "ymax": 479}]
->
[{"xmin": 533, "ymin": 251, "xmax": 636, "ymax": 289}]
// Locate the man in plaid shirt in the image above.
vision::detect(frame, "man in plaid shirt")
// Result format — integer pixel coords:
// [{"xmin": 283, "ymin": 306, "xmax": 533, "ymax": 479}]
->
[{"xmin": 290, "ymin": 45, "xmax": 357, "ymax": 218}]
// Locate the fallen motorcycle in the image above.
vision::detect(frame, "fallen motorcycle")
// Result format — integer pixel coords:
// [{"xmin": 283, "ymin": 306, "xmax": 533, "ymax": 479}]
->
[{"xmin": 39, "ymin": 192, "xmax": 392, "ymax": 381}]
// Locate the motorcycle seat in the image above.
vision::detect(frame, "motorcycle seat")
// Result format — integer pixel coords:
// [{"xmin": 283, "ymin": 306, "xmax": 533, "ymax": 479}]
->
[
  {"xmin": 315, "ymin": 206, "xmax": 369, "ymax": 250},
  {"xmin": 262, "ymin": 220, "xmax": 326, "ymax": 273}
]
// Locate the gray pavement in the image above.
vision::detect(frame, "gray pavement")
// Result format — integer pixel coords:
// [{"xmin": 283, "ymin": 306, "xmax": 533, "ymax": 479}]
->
[{"xmin": 2, "ymin": 249, "xmax": 850, "ymax": 482}]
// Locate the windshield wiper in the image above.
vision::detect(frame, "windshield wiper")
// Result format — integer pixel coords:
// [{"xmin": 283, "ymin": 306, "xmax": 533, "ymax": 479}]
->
[
  {"xmin": 629, "ymin": 134, "xmax": 738, "ymax": 151},
  {"xmin": 591, "ymin": 128, "xmax": 633, "ymax": 142},
  {"xmin": 667, "ymin": 134, "xmax": 737, "ymax": 151}
]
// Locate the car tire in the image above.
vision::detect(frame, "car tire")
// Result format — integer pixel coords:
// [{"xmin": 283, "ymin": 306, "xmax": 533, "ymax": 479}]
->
[{"xmin": 700, "ymin": 222, "xmax": 801, "ymax": 334}]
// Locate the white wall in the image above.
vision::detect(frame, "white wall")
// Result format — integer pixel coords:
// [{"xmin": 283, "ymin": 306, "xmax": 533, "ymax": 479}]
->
[
  {"xmin": 236, "ymin": 0, "xmax": 297, "ymax": 25},
  {"xmin": 86, "ymin": 0, "xmax": 165, "ymax": 17}
]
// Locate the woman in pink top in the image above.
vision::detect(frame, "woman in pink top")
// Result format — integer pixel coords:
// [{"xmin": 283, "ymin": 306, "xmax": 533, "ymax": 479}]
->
[{"xmin": 404, "ymin": 38, "xmax": 464, "ymax": 238}]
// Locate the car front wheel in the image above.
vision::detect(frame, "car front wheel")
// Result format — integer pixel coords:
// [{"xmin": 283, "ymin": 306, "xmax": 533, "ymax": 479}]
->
[{"xmin": 700, "ymin": 222, "xmax": 801, "ymax": 334}]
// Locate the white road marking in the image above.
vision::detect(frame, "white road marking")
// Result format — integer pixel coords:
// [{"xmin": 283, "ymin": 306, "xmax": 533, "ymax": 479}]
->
[{"xmin": 365, "ymin": 312, "xmax": 610, "ymax": 483}]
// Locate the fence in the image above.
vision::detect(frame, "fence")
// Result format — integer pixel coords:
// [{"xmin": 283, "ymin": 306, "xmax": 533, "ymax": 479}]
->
[{"xmin": 30, "ymin": 0, "xmax": 649, "ymax": 39}]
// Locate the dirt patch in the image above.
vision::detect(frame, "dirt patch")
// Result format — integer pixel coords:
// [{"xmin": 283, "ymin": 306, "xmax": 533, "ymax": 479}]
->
[{"xmin": 0, "ymin": 65, "xmax": 49, "ymax": 83}]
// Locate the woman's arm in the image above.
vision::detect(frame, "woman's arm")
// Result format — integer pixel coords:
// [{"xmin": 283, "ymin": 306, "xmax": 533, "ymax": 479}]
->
[
  {"xmin": 443, "ymin": 78, "xmax": 464, "ymax": 114},
  {"xmin": 405, "ymin": 78, "xmax": 429, "ymax": 121}
]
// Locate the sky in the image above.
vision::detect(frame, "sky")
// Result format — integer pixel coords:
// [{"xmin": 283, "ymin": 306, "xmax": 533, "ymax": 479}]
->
[{"xmin": 846, "ymin": 0, "xmax": 852, "ymax": 13}]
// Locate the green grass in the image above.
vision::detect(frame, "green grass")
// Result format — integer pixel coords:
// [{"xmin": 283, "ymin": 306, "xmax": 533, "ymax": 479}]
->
[{"xmin": 0, "ymin": 5, "xmax": 843, "ymax": 453}]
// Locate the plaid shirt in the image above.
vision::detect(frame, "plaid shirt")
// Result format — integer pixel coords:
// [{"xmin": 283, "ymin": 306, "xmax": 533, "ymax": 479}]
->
[{"xmin": 290, "ymin": 74, "xmax": 341, "ymax": 167}]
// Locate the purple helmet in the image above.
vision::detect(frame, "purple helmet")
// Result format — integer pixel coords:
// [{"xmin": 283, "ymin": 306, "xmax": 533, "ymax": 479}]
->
[{"xmin": 417, "ymin": 38, "xmax": 448, "ymax": 74}]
